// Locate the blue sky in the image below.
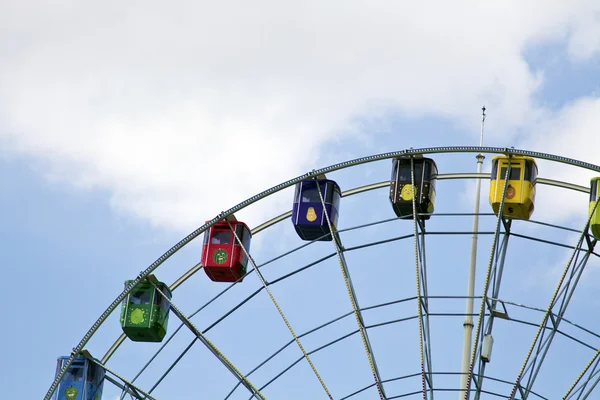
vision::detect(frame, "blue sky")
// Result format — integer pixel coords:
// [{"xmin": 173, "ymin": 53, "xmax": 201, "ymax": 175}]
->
[{"xmin": 2, "ymin": 2, "xmax": 600, "ymax": 399}]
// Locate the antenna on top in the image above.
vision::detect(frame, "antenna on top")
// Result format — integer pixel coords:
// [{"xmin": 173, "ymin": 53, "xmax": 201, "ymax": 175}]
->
[{"xmin": 479, "ymin": 105, "xmax": 486, "ymax": 147}]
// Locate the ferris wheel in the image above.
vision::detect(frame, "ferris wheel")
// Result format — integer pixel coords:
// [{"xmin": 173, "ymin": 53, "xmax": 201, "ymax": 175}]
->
[{"xmin": 44, "ymin": 145, "xmax": 600, "ymax": 400}]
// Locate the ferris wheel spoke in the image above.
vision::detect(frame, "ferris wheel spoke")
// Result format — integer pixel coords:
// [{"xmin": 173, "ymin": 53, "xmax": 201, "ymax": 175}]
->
[
  {"xmin": 143, "ymin": 337, "xmax": 198, "ymax": 396},
  {"xmin": 507, "ymin": 197, "xmax": 600, "ymax": 400},
  {"xmin": 336, "ymin": 243, "xmax": 389, "ymax": 398},
  {"xmin": 106, "ymin": 375, "xmax": 149, "ymax": 400},
  {"xmin": 469, "ymin": 222, "xmax": 512, "ymax": 400},
  {"xmin": 508, "ymin": 239, "xmax": 597, "ymax": 399},
  {"xmin": 225, "ymin": 220, "xmax": 336, "ymax": 400},
  {"xmin": 111, "ymin": 213, "xmax": 386, "ymax": 398},
  {"xmin": 563, "ymin": 349, "xmax": 600, "ymax": 399},
  {"xmin": 115, "ymin": 264, "xmax": 261, "ymax": 399},
  {"xmin": 242, "ymin": 328, "xmax": 363, "ymax": 400},
  {"xmin": 117, "ymin": 321, "xmax": 189, "ymax": 399},
  {"xmin": 464, "ymin": 160, "xmax": 514, "ymax": 400},
  {"xmin": 420, "ymin": 223, "xmax": 435, "ymax": 394},
  {"xmin": 226, "ymin": 311, "xmax": 357, "ymax": 399},
  {"xmin": 149, "ymin": 281, "xmax": 267, "ymax": 400},
  {"xmin": 408, "ymin": 156, "xmax": 435, "ymax": 400},
  {"xmin": 311, "ymin": 174, "xmax": 388, "ymax": 400},
  {"xmin": 80, "ymin": 352, "xmax": 157, "ymax": 400},
  {"xmin": 129, "ymin": 282, "xmax": 265, "ymax": 398}
]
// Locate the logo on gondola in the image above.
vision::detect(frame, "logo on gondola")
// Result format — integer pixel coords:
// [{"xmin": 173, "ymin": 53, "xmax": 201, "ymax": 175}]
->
[
  {"xmin": 130, "ymin": 308, "xmax": 147, "ymax": 325},
  {"xmin": 306, "ymin": 207, "xmax": 317, "ymax": 222},
  {"xmin": 401, "ymin": 184, "xmax": 415, "ymax": 201},
  {"xmin": 65, "ymin": 387, "xmax": 78, "ymax": 400},
  {"xmin": 506, "ymin": 186, "xmax": 516, "ymax": 199},
  {"xmin": 213, "ymin": 249, "xmax": 228, "ymax": 264}
]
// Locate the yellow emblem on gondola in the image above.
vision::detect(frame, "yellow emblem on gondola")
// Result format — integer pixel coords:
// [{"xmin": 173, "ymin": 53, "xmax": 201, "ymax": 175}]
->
[
  {"xmin": 65, "ymin": 387, "xmax": 78, "ymax": 400},
  {"xmin": 130, "ymin": 308, "xmax": 146, "ymax": 324},
  {"xmin": 506, "ymin": 186, "xmax": 516, "ymax": 199},
  {"xmin": 306, "ymin": 207, "xmax": 317, "ymax": 222},
  {"xmin": 401, "ymin": 184, "xmax": 415, "ymax": 201}
]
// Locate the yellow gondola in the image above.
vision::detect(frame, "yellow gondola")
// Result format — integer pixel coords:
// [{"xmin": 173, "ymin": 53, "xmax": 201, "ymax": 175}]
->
[
  {"xmin": 589, "ymin": 177, "xmax": 600, "ymax": 239},
  {"xmin": 489, "ymin": 155, "xmax": 538, "ymax": 220}
]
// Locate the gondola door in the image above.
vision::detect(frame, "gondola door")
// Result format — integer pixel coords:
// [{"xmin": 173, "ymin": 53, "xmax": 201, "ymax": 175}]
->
[{"xmin": 589, "ymin": 178, "xmax": 600, "ymax": 239}]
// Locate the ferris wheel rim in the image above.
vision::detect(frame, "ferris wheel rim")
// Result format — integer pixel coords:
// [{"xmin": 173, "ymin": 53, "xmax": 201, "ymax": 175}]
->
[{"xmin": 44, "ymin": 146, "xmax": 600, "ymax": 400}]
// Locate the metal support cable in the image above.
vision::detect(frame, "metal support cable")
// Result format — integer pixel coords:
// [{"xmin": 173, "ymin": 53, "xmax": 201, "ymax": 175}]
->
[
  {"xmin": 149, "ymin": 281, "xmax": 266, "ymax": 400},
  {"xmin": 312, "ymin": 176, "xmax": 387, "ymax": 400},
  {"xmin": 226, "ymin": 221, "xmax": 335, "ymax": 400}
]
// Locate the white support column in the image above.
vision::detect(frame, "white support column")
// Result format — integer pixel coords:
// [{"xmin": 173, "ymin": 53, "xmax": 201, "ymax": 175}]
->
[{"xmin": 459, "ymin": 107, "xmax": 486, "ymax": 399}]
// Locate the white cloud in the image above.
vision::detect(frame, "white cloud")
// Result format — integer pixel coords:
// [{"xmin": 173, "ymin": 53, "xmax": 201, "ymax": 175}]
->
[
  {"xmin": 2, "ymin": 1, "xmax": 600, "ymax": 232},
  {"xmin": 519, "ymin": 97, "xmax": 600, "ymax": 225}
]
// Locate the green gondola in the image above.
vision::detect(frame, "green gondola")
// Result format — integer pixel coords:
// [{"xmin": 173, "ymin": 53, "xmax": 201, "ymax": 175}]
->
[
  {"xmin": 589, "ymin": 177, "xmax": 600, "ymax": 239},
  {"xmin": 120, "ymin": 275, "xmax": 172, "ymax": 342}
]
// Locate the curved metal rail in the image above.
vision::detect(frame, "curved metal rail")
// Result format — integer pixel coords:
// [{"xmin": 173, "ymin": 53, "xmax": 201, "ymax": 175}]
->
[{"xmin": 101, "ymin": 172, "xmax": 592, "ymax": 366}]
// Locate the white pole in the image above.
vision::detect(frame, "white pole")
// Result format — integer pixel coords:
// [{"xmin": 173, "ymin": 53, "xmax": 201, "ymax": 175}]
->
[{"xmin": 459, "ymin": 107, "xmax": 486, "ymax": 399}]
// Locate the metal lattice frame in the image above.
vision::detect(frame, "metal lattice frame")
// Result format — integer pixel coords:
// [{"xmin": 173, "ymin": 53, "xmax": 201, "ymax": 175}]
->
[{"xmin": 44, "ymin": 147, "xmax": 600, "ymax": 400}]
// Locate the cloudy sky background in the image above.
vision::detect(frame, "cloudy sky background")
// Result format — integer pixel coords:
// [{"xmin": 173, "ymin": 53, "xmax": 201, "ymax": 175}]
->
[{"xmin": 3, "ymin": 1, "xmax": 600, "ymax": 398}]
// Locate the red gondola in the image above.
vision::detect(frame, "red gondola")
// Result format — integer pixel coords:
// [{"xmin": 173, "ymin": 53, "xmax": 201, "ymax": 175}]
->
[{"xmin": 201, "ymin": 216, "xmax": 252, "ymax": 283}]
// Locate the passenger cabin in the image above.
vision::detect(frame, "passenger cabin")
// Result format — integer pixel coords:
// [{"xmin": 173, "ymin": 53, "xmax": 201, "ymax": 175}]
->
[
  {"xmin": 120, "ymin": 275, "xmax": 172, "ymax": 343},
  {"xmin": 389, "ymin": 157, "xmax": 438, "ymax": 220},
  {"xmin": 201, "ymin": 217, "xmax": 252, "ymax": 282},
  {"xmin": 589, "ymin": 177, "xmax": 600, "ymax": 239},
  {"xmin": 53, "ymin": 353, "xmax": 104, "ymax": 400},
  {"xmin": 489, "ymin": 156, "xmax": 538, "ymax": 220},
  {"xmin": 292, "ymin": 177, "xmax": 341, "ymax": 241}
]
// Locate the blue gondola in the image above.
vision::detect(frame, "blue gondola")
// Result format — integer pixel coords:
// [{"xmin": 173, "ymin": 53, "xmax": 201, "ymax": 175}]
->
[
  {"xmin": 53, "ymin": 352, "xmax": 105, "ymax": 400},
  {"xmin": 292, "ymin": 177, "xmax": 341, "ymax": 241}
]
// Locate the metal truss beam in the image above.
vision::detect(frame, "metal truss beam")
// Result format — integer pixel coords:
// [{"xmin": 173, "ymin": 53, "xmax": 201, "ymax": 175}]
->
[
  {"xmin": 464, "ymin": 160, "xmax": 513, "ymax": 399},
  {"xmin": 508, "ymin": 218, "xmax": 599, "ymax": 399},
  {"xmin": 470, "ymin": 221, "xmax": 512, "ymax": 399},
  {"xmin": 564, "ymin": 349, "xmax": 600, "ymax": 399}
]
